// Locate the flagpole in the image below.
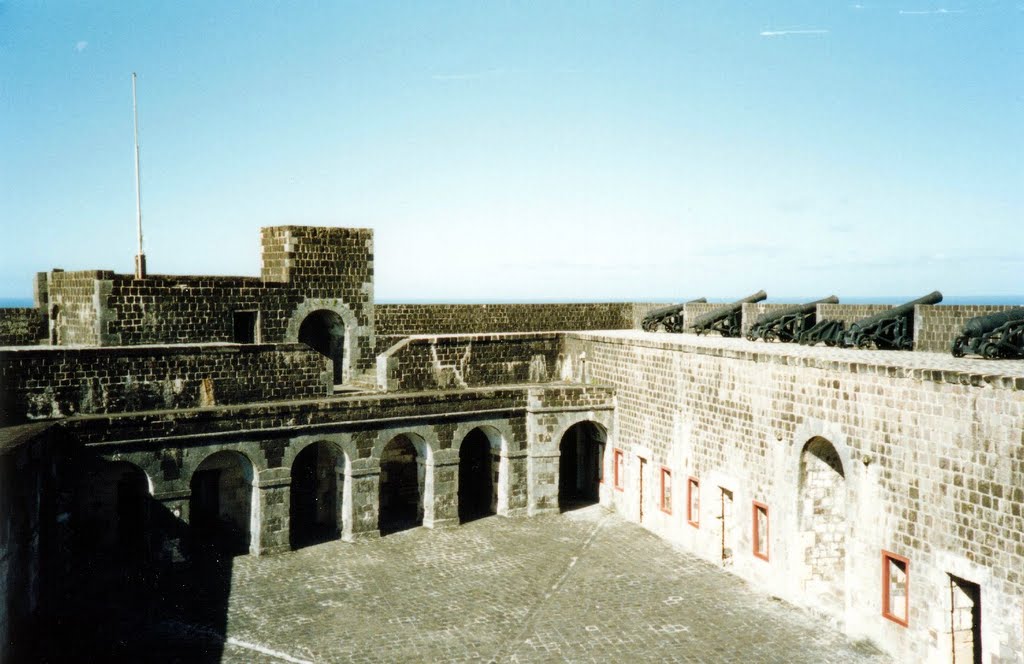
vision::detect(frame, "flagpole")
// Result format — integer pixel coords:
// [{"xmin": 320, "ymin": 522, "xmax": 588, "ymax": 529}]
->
[{"xmin": 132, "ymin": 72, "xmax": 146, "ymax": 278}]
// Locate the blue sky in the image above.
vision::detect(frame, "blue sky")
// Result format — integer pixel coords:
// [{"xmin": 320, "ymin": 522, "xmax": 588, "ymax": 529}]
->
[{"xmin": 1, "ymin": 1, "xmax": 1021, "ymax": 302}]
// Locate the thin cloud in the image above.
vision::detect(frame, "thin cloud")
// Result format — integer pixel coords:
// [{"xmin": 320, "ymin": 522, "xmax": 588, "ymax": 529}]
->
[
  {"xmin": 898, "ymin": 8, "xmax": 966, "ymax": 14},
  {"xmin": 74, "ymin": 40, "xmax": 88, "ymax": 52},
  {"xmin": 431, "ymin": 68, "xmax": 504, "ymax": 81},
  {"xmin": 760, "ymin": 29, "xmax": 830, "ymax": 37}
]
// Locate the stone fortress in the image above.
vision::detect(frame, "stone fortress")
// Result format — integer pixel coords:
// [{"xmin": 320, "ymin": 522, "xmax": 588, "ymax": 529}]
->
[{"xmin": 1, "ymin": 225, "xmax": 1022, "ymax": 663}]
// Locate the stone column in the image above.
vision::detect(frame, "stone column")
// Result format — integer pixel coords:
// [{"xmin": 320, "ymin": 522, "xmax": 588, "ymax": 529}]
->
[
  {"xmin": 251, "ymin": 468, "xmax": 290, "ymax": 556},
  {"xmin": 345, "ymin": 459, "xmax": 380, "ymax": 540},
  {"xmin": 502, "ymin": 451, "xmax": 530, "ymax": 517},
  {"xmin": 151, "ymin": 488, "xmax": 190, "ymax": 566},
  {"xmin": 425, "ymin": 451, "xmax": 459, "ymax": 529}
]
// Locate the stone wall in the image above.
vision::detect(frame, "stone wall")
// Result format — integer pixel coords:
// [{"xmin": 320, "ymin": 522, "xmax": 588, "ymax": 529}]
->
[
  {"xmin": 816, "ymin": 303, "xmax": 893, "ymax": 328},
  {"xmin": 374, "ymin": 302, "xmax": 666, "ymax": 355},
  {"xmin": 0, "ymin": 343, "xmax": 331, "ymax": 424},
  {"xmin": 0, "ymin": 309, "xmax": 46, "ymax": 346},
  {"xmin": 377, "ymin": 332, "xmax": 566, "ymax": 392},
  {"xmin": 564, "ymin": 330, "xmax": 1024, "ymax": 663},
  {"xmin": 47, "ymin": 270, "xmax": 114, "ymax": 345},
  {"xmin": 914, "ymin": 304, "xmax": 1022, "ymax": 353}
]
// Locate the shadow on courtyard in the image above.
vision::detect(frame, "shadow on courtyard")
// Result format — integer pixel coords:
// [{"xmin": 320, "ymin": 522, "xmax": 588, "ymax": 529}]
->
[{"xmin": 32, "ymin": 452, "xmax": 236, "ymax": 663}]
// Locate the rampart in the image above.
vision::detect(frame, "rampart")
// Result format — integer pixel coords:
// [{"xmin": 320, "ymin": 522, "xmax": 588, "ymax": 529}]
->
[
  {"xmin": 564, "ymin": 330, "xmax": 1024, "ymax": 662},
  {"xmin": 0, "ymin": 343, "xmax": 331, "ymax": 424},
  {"xmin": 0, "ymin": 309, "xmax": 45, "ymax": 346}
]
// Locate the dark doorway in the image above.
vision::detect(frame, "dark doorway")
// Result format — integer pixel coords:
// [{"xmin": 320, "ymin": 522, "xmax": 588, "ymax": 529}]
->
[
  {"xmin": 949, "ymin": 575, "xmax": 982, "ymax": 664},
  {"xmin": 379, "ymin": 435, "xmax": 422, "ymax": 535},
  {"xmin": 116, "ymin": 471, "xmax": 149, "ymax": 555},
  {"xmin": 298, "ymin": 309, "xmax": 346, "ymax": 385},
  {"xmin": 458, "ymin": 429, "xmax": 495, "ymax": 523},
  {"xmin": 189, "ymin": 451, "xmax": 253, "ymax": 555},
  {"xmin": 558, "ymin": 421, "xmax": 606, "ymax": 512},
  {"xmin": 80, "ymin": 461, "xmax": 150, "ymax": 559},
  {"xmin": 233, "ymin": 311, "xmax": 258, "ymax": 343},
  {"xmin": 290, "ymin": 442, "xmax": 343, "ymax": 549}
]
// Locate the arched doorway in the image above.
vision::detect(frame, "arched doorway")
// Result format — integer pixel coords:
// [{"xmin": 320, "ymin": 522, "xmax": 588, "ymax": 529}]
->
[
  {"xmin": 290, "ymin": 442, "xmax": 345, "ymax": 549},
  {"xmin": 80, "ymin": 461, "xmax": 150, "ymax": 559},
  {"xmin": 379, "ymin": 435, "xmax": 422, "ymax": 535},
  {"xmin": 799, "ymin": 437, "xmax": 847, "ymax": 612},
  {"xmin": 558, "ymin": 421, "xmax": 607, "ymax": 511},
  {"xmin": 298, "ymin": 309, "xmax": 346, "ymax": 385},
  {"xmin": 458, "ymin": 428, "xmax": 497, "ymax": 523},
  {"xmin": 190, "ymin": 451, "xmax": 253, "ymax": 555}
]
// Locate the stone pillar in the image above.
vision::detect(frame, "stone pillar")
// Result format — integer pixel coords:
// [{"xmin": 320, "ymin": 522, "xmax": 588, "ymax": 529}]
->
[
  {"xmin": 345, "ymin": 459, "xmax": 380, "ymax": 540},
  {"xmin": 502, "ymin": 451, "xmax": 530, "ymax": 517},
  {"xmin": 151, "ymin": 488, "xmax": 190, "ymax": 566},
  {"xmin": 251, "ymin": 468, "xmax": 290, "ymax": 556},
  {"xmin": 425, "ymin": 451, "xmax": 459, "ymax": 529},
  {"xmin": 527, "ymin": 451, "xmax": 560, "ymax": 516}
]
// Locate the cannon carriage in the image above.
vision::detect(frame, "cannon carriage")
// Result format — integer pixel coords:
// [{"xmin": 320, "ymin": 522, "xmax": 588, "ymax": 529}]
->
[
  {"xmin": 951, "ymin": 308, "xmax": 1024, "ymax": 359},
  {"xmin": 746, "ymin": 296, "xmax": 838, "ymax": 343},
  {"xmin": 688, "ymin": 290, "xmax": 767, "ymax": 338},
  {"xmin": 798, "ymin": 291, "xmax": 943, "ymax": 350},
  {"xmin": 641, "ymin": 298, "xmax": 708, "ymax": 333}
]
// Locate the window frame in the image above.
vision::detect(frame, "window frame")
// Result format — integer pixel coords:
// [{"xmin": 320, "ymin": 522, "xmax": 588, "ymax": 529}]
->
[
  {"xmin": 881, "ymin": 550, "xmax": 910, "ymax": 627},
  {"xmin": 686, "ymin": 476, "xmax": 700, "ymax": 528},
  {"xmin": 613, "ymin": 448, "xmax": 625, "ymax": 491},
  {"xmin": 659, "ymin": 467, "xmax": 672, "ymax": 515},
  {"xmin": 752, "ymin": 501, "xmax": 769, "ymax": 561}
]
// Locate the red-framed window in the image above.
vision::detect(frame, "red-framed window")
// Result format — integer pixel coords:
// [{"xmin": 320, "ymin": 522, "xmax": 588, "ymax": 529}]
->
[
  {"xmin": 752, "ymin": 501, "xmax": 769, "ymax": 561},
  {"xmin": 659, "ymin": 467, "xmax": 672, "ymax": 514},
  {"xmin": 686, "ymin": 476, "xmax": 700, "ymax": 527},
  {"xmin": 613, "ymin": 449, "xmax": 625, "ymax": 491},
  {"xmin": 882, "ymin": 550, "xmax": 910, "ymax": 627}
]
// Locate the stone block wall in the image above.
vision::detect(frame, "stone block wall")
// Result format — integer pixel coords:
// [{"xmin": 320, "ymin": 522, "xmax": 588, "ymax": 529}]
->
[
  {"xmin": 47, "ymin": 270, "xmax": 115, "ymax": 345},
  {"xmin": 0, "ymin": 308, "xmax": 46, "ymax": 346},
  {"xmin": 816, "ymin": 303, "xmax": 893, "ymax": 328},
  {"xmin": 740, "ymin": 303, "xmax": 799, "ymax": 337},
  {"xmin": 0, "ymin": 343, "xmax": 331, "ymax": 424},
  {"xmin": 914, "ymin": 304, "xmax": 1022, "ymax": 353},
  {"xmin": 377, "ymin": 332, "xmax": 566, "ymax": 392},
  {"xmin": 564, "ymin": 330, "xmax": 1024, "ymax": 662}
]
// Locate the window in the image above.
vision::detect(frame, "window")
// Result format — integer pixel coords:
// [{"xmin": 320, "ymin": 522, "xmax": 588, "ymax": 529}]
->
[
  {"xmin": 660, "ymin": 467, "xmax": 672, "ymax": 514},
  {"xmin": 613, "ymin": 449, "xmax": 624, "ymax": 491},
  {"xmin": 752, "ymin": 501, "xmax": 769, "ymax": 561},
  {"xmin": 687, "ymin": 477, "xmax": 700, "ymax": 527},
  {"xmin": 233, "ymin": 310, "xmax": 259, "ymax": 343},
  {"xmin": 882, "ymin": 550, "xmax": 910, "ymax": 626}
]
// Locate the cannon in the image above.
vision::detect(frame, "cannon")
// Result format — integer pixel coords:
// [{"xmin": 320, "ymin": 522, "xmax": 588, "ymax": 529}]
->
[
  {"xmin": 797, "ymin": 319, "xmax": 847, "ymax": 347},
  {"xmin": 688, "ymin": 290, "xmax": 767, "ymax": 338},
  {"xmin": 641, "ymin": 298, "xmax": 708, "ymax": 333},
  {"xmin": 841, "ymin": 291, "xmax": 943, "ymax": 350},
  {"xmin": 951, "ymin": 308, "xmax": 1024, "ymax": 359},
  {"xmin": 746, "ymin": 296, "xmax": 839, "ymax": 343}
]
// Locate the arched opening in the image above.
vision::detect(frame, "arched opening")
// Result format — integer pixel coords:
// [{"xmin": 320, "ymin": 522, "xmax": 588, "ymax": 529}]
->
[
  {"xmin": 79, "ymin": 461, "xmax": 150, "ymax": 559},
  {"xmin": 298, "ymin": 309, "xmax": 346, "ymax": 385},
  {"xmin": 190, "ymin": 451, "xmax": 253, "ymax": 555},
  {"xmin": 799, "ymin": 437, "xmax": 847, "ymax": 612},
  {"xmin": 290, "ymin": 442, "xmax": 345, "ymax": 549},
  {"xmin": 379, "ymin": 435, "xmax": 422, "ymax": 535},
  {"xmin": 458, "ymin": 428, "xmax": 498, "ymax": 523},
  {"xmin": 558, "ymin": 421, "xmax": 607, "ymax": 512}
]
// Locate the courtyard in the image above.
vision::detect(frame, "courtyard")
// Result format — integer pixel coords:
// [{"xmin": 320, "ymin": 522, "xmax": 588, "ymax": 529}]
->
[{"xmin": 64, "ymin": 506, "xmax": 890, "ymax": 663}]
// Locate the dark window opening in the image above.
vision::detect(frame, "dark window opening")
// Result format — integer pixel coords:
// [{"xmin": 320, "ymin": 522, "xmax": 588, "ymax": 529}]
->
[{"xmin": 233, "ymin": 311, "xmax": 258, "ymax": 344}]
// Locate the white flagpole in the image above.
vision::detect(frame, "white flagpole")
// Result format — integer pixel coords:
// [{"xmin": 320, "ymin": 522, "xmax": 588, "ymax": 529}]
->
[{"xmin": 132, "ymin": 72, "xmax": 146, "ymax": 278}]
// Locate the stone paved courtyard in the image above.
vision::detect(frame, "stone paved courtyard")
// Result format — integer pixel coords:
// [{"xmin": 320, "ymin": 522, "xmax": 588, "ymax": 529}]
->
[{"xmin": 103, "ymin": 506, "xmax": 887, "ymax": 664}]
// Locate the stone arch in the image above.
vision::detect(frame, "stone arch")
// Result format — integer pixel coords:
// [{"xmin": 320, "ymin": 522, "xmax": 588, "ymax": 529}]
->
[
  {"xmin": 798, "ymin": 436, "xmax": 848, "ymax": 613},
  {"xmin": 378, "ymin": 433, "xmax": 427, "ymax": 535},
  {"xmin": 189, "ymin": 450, "xmax": 256, "ymax": 554},
  {"xmin": 290, "ymin": 440, "xmax": 348, "ymax": 549},
  {"xmin": 558, "ymin": 420, "xmax": 608, "ymax": 512},
  {"xmin": 285, "ymin": 299, "xmax": 359, "ymax": 385},
  {"xmin": 78, "ymin": 460, "xmax": 152, "ymax": 558},
  {"xmin": 457, "ymin": 426, "xmax": 505, "ymax": 523}
]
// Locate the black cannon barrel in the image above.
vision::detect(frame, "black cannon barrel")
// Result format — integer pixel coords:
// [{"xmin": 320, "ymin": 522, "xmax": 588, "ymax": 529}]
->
[
  {"xmin": 688, "ymin": 290, "xmax": 767, "ymax": 330},
  {"xmin": 962, "ymin": 308, "xmax": 1024, "ymax": 336},
  {"xmin": 750, "ymin": 295, "xmax": 839, "ymax": 327},
  {"xmin": 848, "ymin": 291, "xmax": 943, "ymax": 331}
]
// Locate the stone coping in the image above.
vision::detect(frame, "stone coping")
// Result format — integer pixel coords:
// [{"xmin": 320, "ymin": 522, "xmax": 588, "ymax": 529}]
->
[
  {"xmin": 0, "ymin": 342, "xmax": 309, "ymax": 355},
  {"xmin": 570, "ymin": 330, "xmax": 1024, "ymax": 391}
]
